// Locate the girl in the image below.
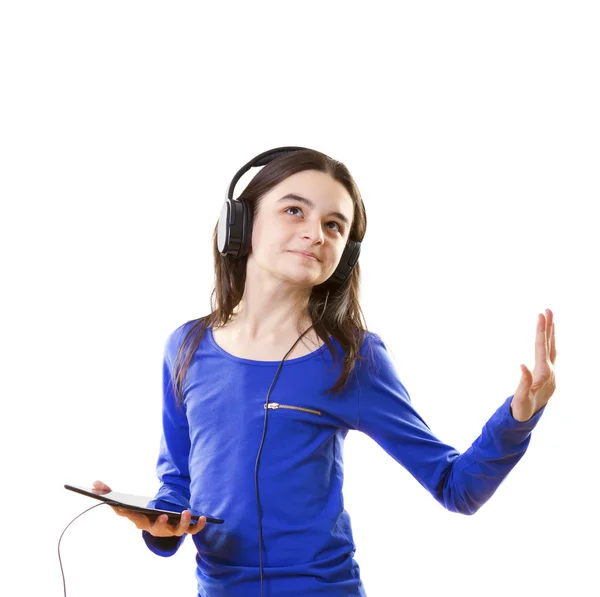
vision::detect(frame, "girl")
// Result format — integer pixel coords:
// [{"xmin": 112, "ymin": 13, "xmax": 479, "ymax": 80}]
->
[{"xmin": 95, "ymin": 146, "xmax": 557, "ymax": 597}]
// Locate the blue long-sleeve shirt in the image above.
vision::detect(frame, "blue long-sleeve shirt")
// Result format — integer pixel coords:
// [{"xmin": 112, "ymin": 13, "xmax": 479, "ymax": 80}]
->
[{"xmin": 142, "ymin": 321, "xmax": 546, "ymax": 596}]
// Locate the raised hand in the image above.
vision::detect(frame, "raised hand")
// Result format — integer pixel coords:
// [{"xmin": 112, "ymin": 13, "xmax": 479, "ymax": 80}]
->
[{"xmin": 510, "ymin": 309, "xmax": 557, "ymax": 422}]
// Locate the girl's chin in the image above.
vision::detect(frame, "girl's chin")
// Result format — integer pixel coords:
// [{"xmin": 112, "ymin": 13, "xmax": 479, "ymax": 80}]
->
[{"xmin": 279, "ymin": 270, "xmax": 326, "ymax": 286}]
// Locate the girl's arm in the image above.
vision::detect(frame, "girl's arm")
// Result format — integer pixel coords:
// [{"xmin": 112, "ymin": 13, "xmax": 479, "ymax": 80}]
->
[
  {"xmin": 142, "ymin": 333, "xmax": 192, "ymax": 557},
  {"xmin": 356, "ymin": 334, "xmax": 546, "ymax": 515}
]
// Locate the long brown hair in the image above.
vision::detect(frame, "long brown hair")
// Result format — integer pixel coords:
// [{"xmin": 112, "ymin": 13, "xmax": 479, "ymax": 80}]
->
[{"xmin": 171, "ymin": 148, "xmax": 370, "ymax": 408}]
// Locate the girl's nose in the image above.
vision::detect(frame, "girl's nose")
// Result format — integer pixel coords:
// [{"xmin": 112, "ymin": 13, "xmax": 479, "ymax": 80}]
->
[{"xmin": 302, "ymin": 219, "xmax": 325, "ymax": 244}]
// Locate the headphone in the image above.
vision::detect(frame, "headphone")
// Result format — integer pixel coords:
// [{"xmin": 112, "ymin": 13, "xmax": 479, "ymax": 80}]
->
[{"xmin": 217, "ymin": 146, "xmax": 362, "ymax": 288}]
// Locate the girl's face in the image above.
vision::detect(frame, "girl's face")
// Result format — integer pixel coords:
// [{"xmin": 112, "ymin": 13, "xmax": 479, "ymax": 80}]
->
[{"xmin": 248, "ymin": 170, "xmax": 355, "ymax": 289}]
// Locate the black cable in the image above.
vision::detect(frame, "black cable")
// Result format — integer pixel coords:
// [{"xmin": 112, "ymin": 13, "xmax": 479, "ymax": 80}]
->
[
  {"xmin": 254, "ymin": 289, "xmax": 331, "ymax": 597},
  {"xmin": 58, "ymin": 501, "xmax": 109, "ymax": 596}
]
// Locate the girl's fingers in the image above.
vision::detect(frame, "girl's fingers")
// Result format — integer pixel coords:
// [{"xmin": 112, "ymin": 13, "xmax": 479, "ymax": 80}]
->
[
  {"xmin": 545, "ymin": 309, "xmax": 553, "ymax": 358},
  {"xmin": 112, "ymin": 504, "xmax": 205, "ymax": 536},
  {"xmin": 153, "ymin": 513, "xmax": 177, "ymax": 534},
  {"xmin": 117, "ymin": 508, "xmax": 148, "ymax": 528},
  {"xmin": 154, "ymin": 514, "xmax": 169, "ymax": 527},
  {"xmin": 175, "ymin": 510, "xmax": 192, "ymax": 535},
  {"xmin": 171, "ymin": 510, "xmax": 204, "ymax": 535},
  {"xmin": 535, "ymin": 312, "xmax": 548, "ymax": 365},
  {"xmin": 188, "ymin": 517, "xmax": 206, "ymax": 534}
]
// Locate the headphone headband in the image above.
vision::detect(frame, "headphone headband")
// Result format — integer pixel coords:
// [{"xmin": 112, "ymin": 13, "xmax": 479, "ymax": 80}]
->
[{"xmin": 227, "ymin": 146, "xmax": 311, "ymax": 201}]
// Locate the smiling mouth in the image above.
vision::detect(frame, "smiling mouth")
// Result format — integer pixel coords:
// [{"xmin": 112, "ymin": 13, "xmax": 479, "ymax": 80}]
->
[{"xmin": 290, "ymin": 251, "xmax": 319, "ymax": 261}]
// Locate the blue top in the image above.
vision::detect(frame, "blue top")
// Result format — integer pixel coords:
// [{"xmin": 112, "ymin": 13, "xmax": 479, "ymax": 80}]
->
[{"xmin": 142, "ymin": 321, "xmax": 546, "ymax": 596}]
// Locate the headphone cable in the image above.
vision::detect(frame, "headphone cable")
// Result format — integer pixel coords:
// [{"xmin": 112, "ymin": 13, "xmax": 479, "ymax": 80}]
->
[
  {"xmin": 58, "ymin": 501, "xmax": 109, "ymax": 596},
  {"xmin": 255, "ymin": 289, "xmax": 331, "ymax": 597}
]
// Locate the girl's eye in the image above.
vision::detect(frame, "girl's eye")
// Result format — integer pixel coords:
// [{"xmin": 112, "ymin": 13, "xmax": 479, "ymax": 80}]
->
[{"xmin": 285, "ymin": 206, "xmax": 342, "ymax": 233}]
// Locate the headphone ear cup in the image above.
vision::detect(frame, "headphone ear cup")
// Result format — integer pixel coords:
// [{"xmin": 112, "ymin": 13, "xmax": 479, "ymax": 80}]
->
[
  {"xmin": 217, "ymin": 199, "xmax": 253, "ymax": 258},
  {"xmin": 217, "ymin": 199, "xmax": 232, "ymax": 256},
  {"xmin": 327, "ymin": 239, "xmax": 361, "ymax": 287},
  {"xmin": 238, "ymin": 199, "xmax": 252, "ymax": 258}
]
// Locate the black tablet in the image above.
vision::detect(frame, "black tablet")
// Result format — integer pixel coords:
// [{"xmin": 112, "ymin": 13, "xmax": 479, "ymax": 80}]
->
[{"xmin": 64, "ymin": 484, "xmax": 224, "ymax": 524}]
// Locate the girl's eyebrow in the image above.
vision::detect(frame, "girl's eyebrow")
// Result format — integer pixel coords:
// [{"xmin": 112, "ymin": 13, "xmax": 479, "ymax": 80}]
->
[{"xmin": 276, "ymin": 193, "xmax": 350, "ymax": 226}]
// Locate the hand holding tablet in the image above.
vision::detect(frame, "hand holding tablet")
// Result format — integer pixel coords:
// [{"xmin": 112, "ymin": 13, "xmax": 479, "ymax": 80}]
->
[
  {"xmin": 64, "ymin": 480, "xmax": 224, "ymax": 537},
  {"xmin": 93, "ymin": 480, "xmax": 207, "ymax": 537}
]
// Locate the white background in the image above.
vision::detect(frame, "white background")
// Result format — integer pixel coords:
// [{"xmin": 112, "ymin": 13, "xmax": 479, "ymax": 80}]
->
[{"xmin": 1, "ymin": 1, "xmax": 598, "ymax": 596}]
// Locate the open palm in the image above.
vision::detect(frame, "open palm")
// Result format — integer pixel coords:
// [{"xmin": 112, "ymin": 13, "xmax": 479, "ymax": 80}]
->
[{"xmin": 511, "ymin": 309, "xmax": 557, "ymax": 422}]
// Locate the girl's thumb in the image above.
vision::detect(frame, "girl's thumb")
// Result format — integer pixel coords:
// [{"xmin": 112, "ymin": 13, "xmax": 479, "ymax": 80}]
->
[{"xmin": 519, "ymin": 364, "xmax": 532, "ymax": 385}]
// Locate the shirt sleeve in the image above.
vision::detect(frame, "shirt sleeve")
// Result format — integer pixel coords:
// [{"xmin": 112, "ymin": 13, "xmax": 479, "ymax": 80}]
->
[
  {"xmin": 142, "ymin": 330, "xmax": 192, "ymax": 556},
  {"xmin": 356, "ymin": 333, "xmax": 547, "ymax": 515}
]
